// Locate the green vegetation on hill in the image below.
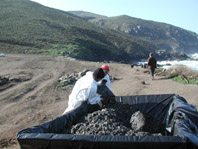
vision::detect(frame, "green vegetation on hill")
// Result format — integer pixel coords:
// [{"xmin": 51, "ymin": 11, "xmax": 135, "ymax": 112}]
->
[
  {"xmin": 68, "ymin": 11, "xmax": 198, "ymax": 55},
  {"xmin": 0, "ymin": 0, "xmax": 192, "ymax": 63},
  {"xmin": 0, "ymin": 0, "xmax": 159, "ymax": 62}
]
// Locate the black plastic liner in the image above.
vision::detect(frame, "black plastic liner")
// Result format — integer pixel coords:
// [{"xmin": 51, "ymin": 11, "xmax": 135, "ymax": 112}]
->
[{"xmin": 16, "ymin": 94, "xmax": 198, "ymax": 149}]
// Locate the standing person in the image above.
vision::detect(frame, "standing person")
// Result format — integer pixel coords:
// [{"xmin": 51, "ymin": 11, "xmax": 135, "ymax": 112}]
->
[
  {"xmin": 98, "ymin": 65, "xmax": 111, "ymax": 89},
  {"xmin": 98, "ymin": 65, "xmax": 115, "ymax": 105},
  {"xmin": 147, "ymin": 53, "xmax": 157, "ymax": 80},
  {"xmin": 62, "ymin": 68, "xmax": 105, "ymax": 115}
]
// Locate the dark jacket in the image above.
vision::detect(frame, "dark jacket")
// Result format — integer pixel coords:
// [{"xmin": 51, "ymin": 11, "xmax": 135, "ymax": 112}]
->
[{"xmin": 147, "ymin": 57, "xmax": 157, "ymax": 69}]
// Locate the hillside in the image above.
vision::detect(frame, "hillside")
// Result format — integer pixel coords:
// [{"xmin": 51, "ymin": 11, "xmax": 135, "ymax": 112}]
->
[
  {"xmin": 0, "ymin": 0, "xmax": 164, "ymax": 63},
  {"xmin": 68, "ymin": 11, "xmax": 198, "ymax": 56}
]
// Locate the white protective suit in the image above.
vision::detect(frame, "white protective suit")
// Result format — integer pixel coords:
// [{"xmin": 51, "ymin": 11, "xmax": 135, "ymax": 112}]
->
[
  {"xmin": 98, "ymin": 74, "xmax": 111, "ymax": 89},
  {"xmin": 62, "ymin": 71, "xmax": 102, "ymax": 114}
]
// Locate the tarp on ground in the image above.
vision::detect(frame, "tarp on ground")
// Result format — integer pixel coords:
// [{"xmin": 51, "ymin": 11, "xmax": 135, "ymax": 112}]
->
[{"xmin": 16, "ymin": 94, "xmax": 198, "ymax": 149}]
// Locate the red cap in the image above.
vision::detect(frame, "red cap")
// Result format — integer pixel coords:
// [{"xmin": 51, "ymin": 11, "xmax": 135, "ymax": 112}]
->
[{"xmin": 100, "ymin": 65, "xmax": 110, "ymax": 71}]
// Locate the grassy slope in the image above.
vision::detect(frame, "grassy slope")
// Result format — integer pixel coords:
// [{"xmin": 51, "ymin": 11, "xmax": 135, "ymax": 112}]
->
[{"xmin": 0, "ymin": 0, "xmax": 157, "ymax": 62}]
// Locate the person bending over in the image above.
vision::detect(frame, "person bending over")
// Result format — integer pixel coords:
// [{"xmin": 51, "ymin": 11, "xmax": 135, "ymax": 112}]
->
[{"xmin": 62, "ymin": 68, "xmax": 105, "ymax": 115}]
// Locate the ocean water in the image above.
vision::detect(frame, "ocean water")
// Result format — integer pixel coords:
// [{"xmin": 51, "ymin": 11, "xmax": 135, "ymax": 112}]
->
[
  {"xmin": 157, "ymin": 60, "xmax": 198, "ymax": 71},
  {"xmin": 138, "ymin": 53, "xmax": 198, "ymax": 71},
  {"xmin": 191, "ymin": 53, "xmax": 198, "ymax": 60}
]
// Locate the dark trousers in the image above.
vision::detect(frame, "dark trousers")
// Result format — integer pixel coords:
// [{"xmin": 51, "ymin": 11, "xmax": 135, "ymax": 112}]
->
[{"xmin": 149, "ymin": 67, "xmax": 155, "ymax": 78}]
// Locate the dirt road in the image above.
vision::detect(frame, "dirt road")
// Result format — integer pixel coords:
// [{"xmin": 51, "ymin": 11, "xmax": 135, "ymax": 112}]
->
[{"xmin": 0, "ymin": 54, "xmax": 197, "ymax": 148}]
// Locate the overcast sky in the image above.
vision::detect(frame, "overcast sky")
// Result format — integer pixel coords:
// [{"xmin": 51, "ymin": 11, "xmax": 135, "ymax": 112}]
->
[{"xmin": 31, "ymin": 0, "xmax": 198, "ymax": 34}]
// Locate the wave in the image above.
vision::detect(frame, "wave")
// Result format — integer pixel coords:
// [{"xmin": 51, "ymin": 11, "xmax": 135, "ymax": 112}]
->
[
  {"xmin": 157, "ymin": 60, "xmax": 198, "ymax": 71},
  {"xmin": 191, "ymin": 53, "xmax": 198, "ymax": 60}
]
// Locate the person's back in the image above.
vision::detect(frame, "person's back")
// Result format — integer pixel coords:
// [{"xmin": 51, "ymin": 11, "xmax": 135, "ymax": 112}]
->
[
  {"xmin": 70, "ymin": 71, "xmax": 93, "ymax": 98},
  {"xmin": 148, "ymin": 57, "xmax": 156, "ymax": 69},
  {"xmin": 64, "ymin": 71, "xmax": 95, "ymax": 113},
  {"xmin": 62, "ymin": 68, "xmax": 105, "ymax": 114},
  {"xmin": 147, "ymin": 53, "xmax": 157, "ymax": 80}
]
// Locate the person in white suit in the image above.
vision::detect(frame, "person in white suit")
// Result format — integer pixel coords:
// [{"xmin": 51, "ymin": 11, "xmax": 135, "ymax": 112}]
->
[{"xmin": 62, "ymin": 68, "xmax": 105, "ymax": 115}]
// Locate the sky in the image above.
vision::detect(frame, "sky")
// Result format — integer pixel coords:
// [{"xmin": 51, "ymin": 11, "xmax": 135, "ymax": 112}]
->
[{"xmin": 30, "ymin": 0, "xmax": 198, "ymax": 34}]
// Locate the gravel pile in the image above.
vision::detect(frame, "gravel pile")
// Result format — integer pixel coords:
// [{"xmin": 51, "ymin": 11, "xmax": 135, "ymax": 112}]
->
[
  {"xmin": 0, "ymin": 76, "xmax": 9, "ymax": 86},
  {"xmin": 58, "ymin": 69, "xmax": 90, "ymax": 86},
  {"xmin": 58, "ymin": 69, "xmax": 118, "ymax": 87},
  {"xmin": 70, "ymin": 103, "xmax": 164, "ymax": 136}
]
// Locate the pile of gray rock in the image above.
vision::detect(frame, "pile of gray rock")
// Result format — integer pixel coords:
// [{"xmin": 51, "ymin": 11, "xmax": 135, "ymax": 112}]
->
[
  {"xmin": 70, "ymin": 103, "xmax": 164, "ymax": 136},
  {"xmin": 58, "ymin": 69, "xmax": 90, "ymax": 86},
  {"xmin": 58, "ymin": 69, "xmax": 118, "ymax": 87},
  {"xmin": 0, "ymin": 76, "xmax": 9, "ymax": 86}
]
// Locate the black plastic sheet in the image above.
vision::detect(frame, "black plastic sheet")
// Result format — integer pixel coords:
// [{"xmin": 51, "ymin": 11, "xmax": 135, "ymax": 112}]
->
[
  {"xmin": 167, "ymin": 96, "xmax": 198, "ymax": 147},
  {"xmin": 16, "ymin": 94, "xmax": 198, "ymax": 149},
  {"xmin": 97, "ymin": 84, "xmax": 116, "ymax": 104}
]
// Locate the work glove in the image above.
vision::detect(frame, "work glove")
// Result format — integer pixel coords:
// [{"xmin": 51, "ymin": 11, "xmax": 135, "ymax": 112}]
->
[
  {"xmin": 100, "ymin": 96, "xmax": 109, "ymax": 105},
  {"xmin": 97, "ymin": 100, "xmax": 103, "ymax": 108},
  {"xmin": 87, "ymin": 102, "xmax": 101, "ymax": 113},
  {"xmin": 101, "ymin": 79, "xmax": 107, "ymax": 85}
]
